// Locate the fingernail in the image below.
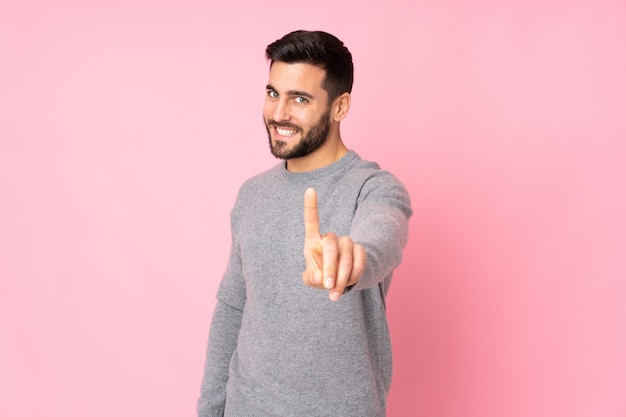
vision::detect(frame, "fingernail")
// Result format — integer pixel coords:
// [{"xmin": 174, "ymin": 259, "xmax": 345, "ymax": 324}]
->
[
  {"xmin": 324, "ymin": 277, "xmax": 334, "ymax": 289},
  {"xmin": 329, "ymin": 292, "xmax": 340, "ymax": 302}
]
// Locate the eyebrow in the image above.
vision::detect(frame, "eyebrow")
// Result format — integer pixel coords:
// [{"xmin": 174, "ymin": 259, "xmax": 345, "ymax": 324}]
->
[{"xmin": 266, "ymin": 84, "xmax": 315, "ymax": 100}]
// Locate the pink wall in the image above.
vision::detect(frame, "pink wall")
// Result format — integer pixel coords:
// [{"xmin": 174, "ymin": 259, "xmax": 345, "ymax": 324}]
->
[{"xmin": 1, "ymin": 1, "xmax": 625, "ymax": 416}]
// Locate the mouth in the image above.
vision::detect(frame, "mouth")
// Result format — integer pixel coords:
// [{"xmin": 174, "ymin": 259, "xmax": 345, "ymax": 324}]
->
[
  {"xmin": 269, "ymin": 122, "xmax": 301, "ymax": 139},
  {"xmin": 275, "ymin": 126, "xmax": 299, "ymax": 137}
]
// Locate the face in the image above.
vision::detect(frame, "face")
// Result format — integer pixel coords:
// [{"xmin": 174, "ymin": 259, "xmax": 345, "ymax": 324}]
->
[{"xmin": 263, "ymin": 62, "xmax": 332, "ymax": 160}]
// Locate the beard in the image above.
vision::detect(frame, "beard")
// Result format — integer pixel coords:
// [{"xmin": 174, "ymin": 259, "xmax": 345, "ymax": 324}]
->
[{"xmin": 265, "ymin": 110, "xmax": 331, "ymax": 160}]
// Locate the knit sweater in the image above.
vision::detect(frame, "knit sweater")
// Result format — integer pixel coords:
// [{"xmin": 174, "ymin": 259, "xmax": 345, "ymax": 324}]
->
[{"xmin": 197, "ymin": 150, "xmax": 412, "ymax": 417}]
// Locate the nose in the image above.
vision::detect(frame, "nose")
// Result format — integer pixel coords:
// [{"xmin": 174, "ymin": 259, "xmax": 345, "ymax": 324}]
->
[{"xmin": 271, "ymin": 99, "xmax": 290, "ymax": 122}]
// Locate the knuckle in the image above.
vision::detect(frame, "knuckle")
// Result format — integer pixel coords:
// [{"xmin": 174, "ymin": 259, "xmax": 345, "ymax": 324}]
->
[{"xmin": 322, "ymin": 232, "xmax": 338, "ymax": 244}]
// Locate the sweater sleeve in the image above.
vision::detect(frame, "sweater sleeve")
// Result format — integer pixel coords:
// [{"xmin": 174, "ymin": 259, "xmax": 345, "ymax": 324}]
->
[
  {"xmin": 196, "ymin": 299, "xmax": 243, "ymax": 417},
  {"xmin": 350, "ymin": 171, "xmax": 413, "ymax": 290},
  {"xmin": 197, "ymin": 205, "xmax": 246, "ymax": 417}
]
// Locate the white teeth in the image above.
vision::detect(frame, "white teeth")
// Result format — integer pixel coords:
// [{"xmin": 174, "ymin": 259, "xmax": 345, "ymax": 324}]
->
[{"xmin": 277, "ymin": 127, "xmax": 297, "ymax": 136}]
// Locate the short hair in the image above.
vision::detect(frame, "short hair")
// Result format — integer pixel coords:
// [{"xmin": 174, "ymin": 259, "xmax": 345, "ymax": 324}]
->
[{"xmin": 265, "ymin": 30, "xmax": 354, "ymax": 103}]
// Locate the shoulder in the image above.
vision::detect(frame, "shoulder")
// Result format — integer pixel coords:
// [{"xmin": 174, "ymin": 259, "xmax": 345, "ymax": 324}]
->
[
  {"xmin": 235, "ymin": 163, "xmax": 284, "ymax": 200},
  {"xmin": 347, "ymin": 153, "xmax": 412, "ymax": 215},
  {"xmin": 347, "ymin": 152, "xmax": 408, "ymax": 192}
]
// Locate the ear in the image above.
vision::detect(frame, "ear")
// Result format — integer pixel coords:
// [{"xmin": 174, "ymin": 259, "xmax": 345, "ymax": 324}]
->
[{"xmin": 331, "ymin": 92, "xmax": 351, "ymax": 122}]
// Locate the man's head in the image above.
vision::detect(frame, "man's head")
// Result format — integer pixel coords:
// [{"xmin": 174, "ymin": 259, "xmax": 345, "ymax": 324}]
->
[
  {"xmin": 263, "ymin": 31, "xmax": 353, "ymax": 165},
  {"xmin": 265, "ymin": 30, "xmax": 353, "ymax": 104}
]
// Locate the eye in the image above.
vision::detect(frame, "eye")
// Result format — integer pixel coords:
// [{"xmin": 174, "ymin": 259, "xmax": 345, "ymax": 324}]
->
[
  {"xmin": 294, "ymin": 96, "xmax": 309, "ymax": 104},
  {"xmin": 267, "ymin": 90, "xmax": 278, "ymax": 99}
]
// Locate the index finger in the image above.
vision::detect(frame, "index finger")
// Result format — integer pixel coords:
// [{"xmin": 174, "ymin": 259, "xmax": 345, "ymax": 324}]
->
[{"xmin": 304, "ymin": 187, "xmax": 321, "ymax": 239}]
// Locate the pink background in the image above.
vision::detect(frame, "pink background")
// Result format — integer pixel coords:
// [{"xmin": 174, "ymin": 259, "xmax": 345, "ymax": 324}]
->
[{"xmin": 1, "ymin": 1, "xmax": 625, "ymax": 416}]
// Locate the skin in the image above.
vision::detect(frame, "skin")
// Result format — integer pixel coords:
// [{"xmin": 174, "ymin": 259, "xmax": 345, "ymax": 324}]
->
[{"xmin": 263, "ymin": 61, "xmax": 366, "ymax": 301}]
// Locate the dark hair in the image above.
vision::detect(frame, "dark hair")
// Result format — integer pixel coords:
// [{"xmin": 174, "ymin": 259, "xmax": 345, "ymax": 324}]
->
[{"xmin": 265, "ymin": 30, "xmax": 354, "ymax": 102}]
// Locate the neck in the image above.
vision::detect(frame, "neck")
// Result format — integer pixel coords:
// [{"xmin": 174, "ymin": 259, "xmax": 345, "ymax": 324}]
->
[{"xmin": 286, "ymin": 136, "xmax": 348, "ymax": 173}]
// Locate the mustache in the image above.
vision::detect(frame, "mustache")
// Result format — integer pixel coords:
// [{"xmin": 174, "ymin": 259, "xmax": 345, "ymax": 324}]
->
[{"xmin": 266, "ymin": 119, "xmax": 301, "ymax": 131}]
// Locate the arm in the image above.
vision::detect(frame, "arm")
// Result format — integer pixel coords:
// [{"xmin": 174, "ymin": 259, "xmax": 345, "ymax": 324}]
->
[
  {"xmin": 197, "ymin": 299, "xmax": 243, "ymax": 417},
  {"xmin": 349, "ymin": 172, "xmax": 413, "ymax": 290},
  {"xmin": 301, "ymin": 173, "xmax": 412, "ymax": 300},
  {"xmin": 198, "ymin": 206, "xmax": 247, "ymax": 417}
]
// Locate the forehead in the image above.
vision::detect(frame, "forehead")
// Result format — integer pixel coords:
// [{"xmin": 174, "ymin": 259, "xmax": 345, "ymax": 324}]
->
[{"xmin": 267, "ymin": 61, "xmax": 327, "ymax": 94}]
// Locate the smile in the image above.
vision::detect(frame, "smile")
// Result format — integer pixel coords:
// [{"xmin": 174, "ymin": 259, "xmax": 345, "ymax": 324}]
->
[{"xmin": 275, "ymin": 127, "xmax": 299, "ymax": 137}]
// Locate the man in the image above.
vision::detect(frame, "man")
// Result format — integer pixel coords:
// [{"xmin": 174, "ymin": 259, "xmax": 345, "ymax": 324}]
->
[{"xmin": 197, "ymin": 30, "xmax": 412, "ymax": 417}]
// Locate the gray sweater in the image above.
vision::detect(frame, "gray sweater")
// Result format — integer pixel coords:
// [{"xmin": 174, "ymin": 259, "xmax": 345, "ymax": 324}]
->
[{"xmin": 198, "ymin": 151, "xmax": 412, "ymax": 417}]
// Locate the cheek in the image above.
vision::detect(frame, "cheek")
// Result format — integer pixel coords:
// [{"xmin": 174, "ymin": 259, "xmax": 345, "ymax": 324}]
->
[
  {"xmin": 262, "ymin": 102, "xmax": 273, "ymax": 120},
  {"xmin": 290, "ymin": 109, "xmax": 314, "ymax": 126}
]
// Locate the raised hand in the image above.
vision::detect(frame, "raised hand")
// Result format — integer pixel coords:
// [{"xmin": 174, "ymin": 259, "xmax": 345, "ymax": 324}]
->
[{"xmin": 302, "ymin": 188, "xmax": 366, "ymax": 301}]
